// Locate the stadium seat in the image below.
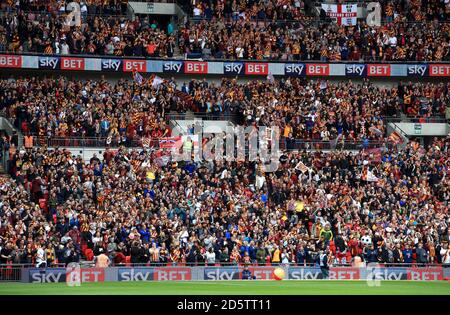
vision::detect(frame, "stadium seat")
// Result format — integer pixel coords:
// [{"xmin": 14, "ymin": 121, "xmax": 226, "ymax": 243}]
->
[{"xmin": 85, "ymin": 249, "xmax": 94, "ymax": 261}]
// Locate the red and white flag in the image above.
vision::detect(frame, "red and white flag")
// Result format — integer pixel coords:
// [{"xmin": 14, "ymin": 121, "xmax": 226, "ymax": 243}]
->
[
  {"xmin": 159, "ymin": 136, "xmax": 182, "ymax": 149},
  {"xmin": 321, "ymin": 4, "xmax": 357, "ymax": 26}
]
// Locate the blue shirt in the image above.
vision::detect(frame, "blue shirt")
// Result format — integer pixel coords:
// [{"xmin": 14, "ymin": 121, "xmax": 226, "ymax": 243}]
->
[
  {"xmin": 143, "ymin": 188, "xmax": 155, "ymax": 200},
  {"xmin": 93, "ymin": 164, "xmax": 103, "ymax": 177},
  {"xmin": 403, "ymin": 249, "xmax": 413, "ymax": 263},
  {"xmin": 240, "ymin": 245, "xmax": 250, "ymax": 256},
  {"xmin": 184, "ymin": 163, "xmax": 196, "ymax": 174},
  {"xmin": 101, "ymin": 120, "xmax": 110, "ymax": 131},
  {"xmin": 365, "ymin": 249, "xmax": 378, "ymax": 263},
  {"xmin": 139, "ymin": 229, "xmax": 150, "ymax": 243},
  {"xmin": 167, "ymin": 23, "xmax": 173, "ymax": 35},
  {"xmin": 242, "ymin": 269, "xmax": 253, "ymax": 279}
]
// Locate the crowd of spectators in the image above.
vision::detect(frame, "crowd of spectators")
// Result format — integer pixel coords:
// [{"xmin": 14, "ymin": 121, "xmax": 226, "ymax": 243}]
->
[
  {"xmin": 0, "ymin": 135, "xmax": 449, "ymax": 267},
  {"xmin": 0, "ymin": 1, "xmax": 449, "ymax": 61},
  {"xmin": 180, "ymin": 18, "xmax": 449, "ymax": 61},
  {"xmin": 184, "ymin": 0, "xmax": 449, "ymax": 61},
  {"xmin": 0, "ymin": 0, "xmax": 449, "ymax": 269},
  {"xmin": 189, "ymin": 0, "xmax": 449, "ymax": 22},
  {"xmin": 0, "ymin": 75, "xmax": 188, "ymax": 146},
  {"xmin": 0, "ymin": 0, "xmax": 129, "ymax": 16},
  {"xmin": 0, "ymin": 76, "xmax": 448, "ymax": 149},
  {"xmin": 0, "ymin": 10, "xmax": 176, "ymax": 57},
  {"xmin": 184, "ymin": 78, "xmax": 448, "ymax": 145}
]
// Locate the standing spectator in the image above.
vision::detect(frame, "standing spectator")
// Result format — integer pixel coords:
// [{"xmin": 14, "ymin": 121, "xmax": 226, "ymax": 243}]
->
[
  {"xmin": 256, "ymin": 243, "xmax": 266, "ymax": 266},
  {"xmin": 416, "ymin": 242, "xmax": 429, "ymax": 266},
  {"xmin": 220, "ymin": 247, "xmax": 230, "ymax": 265},
  {"xmin": 393, "ymin": 243, "xmax": 404, "ymax": 264},
  {"xmin": 95, "ymin": 248, "xmax": 111, "ymax": 268},
  {"xmin": 319, "ymin": 250, "xmax": 330, "ymax": 279},
  {"xmin": 403, "ymin": 244, "xmax": 413, "ymax": 266},
  {"xmin": 364, "ymin": 244, "xmax": 378, "ymax": 263},
  {"xmin": 0, "ymin": 242, "xmax": 13, "ymax": 265},
  {"xmin": 130, "ymin": 241, "xmax": 142, "ymax": 265},
  {"xmin": 36, "ymin": 244, "xmax": 46, "ymax": 268},
  {"xmin": 271, "ymin": 245, "xmax": 281, "ymax": 265},
  {"xmin": 440, "ymin": 242, "xmax": 450, "ymax": 266},
  {"xmin": 205, "ymin": 248, "xmax": 216, "ymax": 266}
]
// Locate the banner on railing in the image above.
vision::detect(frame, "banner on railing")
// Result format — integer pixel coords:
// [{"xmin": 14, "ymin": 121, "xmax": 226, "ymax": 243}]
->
[
  {"xmin": 117, "ymin": 267, "xmax": 191, "ymax": 281},
  {"xmin": 159, "ymin": 136, "xmax": 182, "ymax": 149},
  {"xmin": 289, "ymin": 267, "xmax": 361, "ymax": 280},
  {"xmin": 21, "ymin": 266, "xmax": 450, "ymax": 283},
  {"xmin": 27, "ymin": 268, "xmax": 105, "ymax": 283},
  {"xmin": 1, "ymin": 54, "xmax": 449, "ymax": 78}
]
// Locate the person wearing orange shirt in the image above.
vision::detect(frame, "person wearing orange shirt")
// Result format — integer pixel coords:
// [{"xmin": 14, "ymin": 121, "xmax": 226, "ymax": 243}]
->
[
  {"xmin": 271, "ymin": 245, "xmax": 281, "ymax": 265},
  {"xmin": 24, "ymin": 134, "xmax": 33, "ymax": 149}
]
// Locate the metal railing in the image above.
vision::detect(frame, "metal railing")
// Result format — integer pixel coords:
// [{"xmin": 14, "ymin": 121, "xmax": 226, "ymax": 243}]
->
[
  {"xmin": 187, "ymin": 15, "xmax": 449, "ymax": 26},
  {"xmin": 25, "ymin": 136, "xmax": 388, "ymax": 151},
  {"xmin": 387, "ymin": 116, "xmax": 449, "ymax": 124},
  {"xmin": 0, "ymin": 263, "xmax": 66, "ymax": 282},
  {"xmin": 1, "ymin": 262, "xmax": 448, "ymax": 282},
  {"xmin": 1, "ymin": 50, "xmax": 449, "ymax": 64},
  {"xmin": 0, "ymin": 263, "xmax": 66, "ymax": 268},
  {"xmin": 283, "ymin": 139, "xmax": 386, "ymax": 151},
  {"xmin": 0, "ymin": 266, "xmax": 22, "ymax": 282},
  {"xmin": 1, "ymin": 261, "xmax": 447, "ymax": 268},
  {"xmin": 44, "ymin": 137, "xmax": 155, "ymax": 148},
  {"xmin": 166, "ymin": 112, "xmax": 238, "ymax": 121}
]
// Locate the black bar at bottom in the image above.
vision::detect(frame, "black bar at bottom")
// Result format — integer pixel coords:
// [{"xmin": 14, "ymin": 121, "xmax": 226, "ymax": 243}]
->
[{"xmin": 1, "ymin": 295, "xmax": 448, "ymax": 313}]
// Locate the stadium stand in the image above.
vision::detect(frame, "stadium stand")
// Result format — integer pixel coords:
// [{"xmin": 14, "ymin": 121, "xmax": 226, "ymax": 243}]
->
[
  {"xmin": 0, "ymin": 1, "xmax": 448, "ymax": 61},
  {"xmin": 0, "ymin": 11, "xmax": 176, "ymax": 57},
  {"xmin": 0, "ymin": 0, "xmax": 449, "ymax": 275},
  {"xmin": 0, "ymin": 137, "xmax": 449, "ymax": 266},
  {"xmin": 186, "ymin": 0, "xmax": 449, "ymax": 23},
  {"xmin": 0, "ymin": 77, "xmax": 447, "ymax": 147}
]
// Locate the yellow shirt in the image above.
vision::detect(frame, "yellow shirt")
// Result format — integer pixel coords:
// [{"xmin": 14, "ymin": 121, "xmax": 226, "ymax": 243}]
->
[
  {"xmin": 283, "ymin": 125, "xmax": 292, "ymax": 137},
  {"xmin": 272, "ymin": 249, "xmax": 281, "ymax": 262}
]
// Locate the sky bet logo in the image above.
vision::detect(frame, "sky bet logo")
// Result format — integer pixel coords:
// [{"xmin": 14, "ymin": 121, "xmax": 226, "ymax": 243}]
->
[
  {"xmin": 407, "ymin": 65, "xmax": 428, "ymax": 77},
  {"xmin": 101, "ymin": 59, "xmax": 122, "ymax": 71},
  {"xmin": 118, "ymin": 268, "xmax": 154, "ymax": 281},
  {"xmin": 163, "ymin": 61, "xmax": 183, "ymax": 73},
  {"xmin": 38, "ymin": 57, "xmax": 60, "ymax": 70},
  {"xmin": 0, "ymin": 55, "xmax": 22, "ymax": 68},
  {"xmin": 345, "ymin": 64, "xmax": 366, "ymax": 76},
  {"xmin": 284, "ymin": 63, "xmax": 306, "ymax": 76},
  {"xmin": 223, "ymin": 62, "xmax": 244, "ymax": 75}
]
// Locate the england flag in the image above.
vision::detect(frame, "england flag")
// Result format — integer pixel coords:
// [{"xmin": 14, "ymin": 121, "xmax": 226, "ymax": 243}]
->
[{"xmin": 321, "ymin": 4, "xmax": 358, "ymax": 26}]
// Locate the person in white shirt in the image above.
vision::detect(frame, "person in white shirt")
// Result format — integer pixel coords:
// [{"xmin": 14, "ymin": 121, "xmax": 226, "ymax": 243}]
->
[
  {"xmin": 440, "ymin": 242, "xmax": 450, "ymax": 264},
  {"xmin": 281, "ymin": 249, "xmax": 290, "ymax": 265},
  {"xmin": 36, "ymin": 244, "xmax": 46, "ymax": 268},
  {"xmin": 205, "ymin": 248, "xmax": 216, "ymax": 266},
  {"xmin": 60, "ymin": 41, "xmax": 70, "ymax": 55},
  {"xmin": 236, "ymin": 46, "xmax": 244, "ymax": 58},
  {"xmin": 388, "ymin": 35, "xmax": 397, "ymax": 48},
  {"xmin": 193, "ymin": 6, "xmax": 202, "ymax": 16}
]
